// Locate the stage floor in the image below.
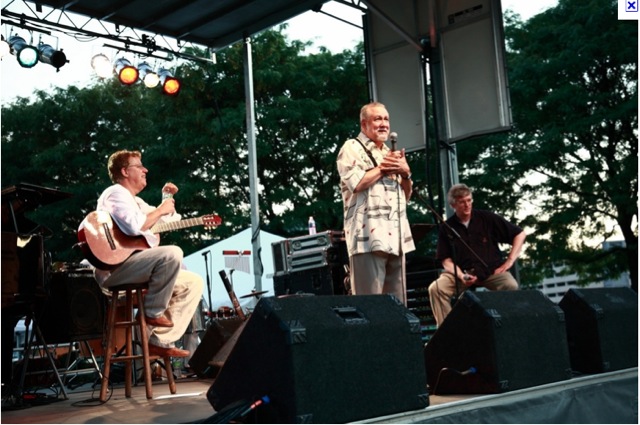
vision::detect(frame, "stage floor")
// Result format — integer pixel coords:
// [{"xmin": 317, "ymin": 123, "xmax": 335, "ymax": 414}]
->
[
  {"xmin": 1, "ymin": 369, "xmax": 637, "ymax": 424},
  {"xmin": 1, "ymin": 376, "xmax": 218, "ymax": 424},
  {"xmin": 0, "ymin": 376, "xmax": 470, "ymax": 424}
]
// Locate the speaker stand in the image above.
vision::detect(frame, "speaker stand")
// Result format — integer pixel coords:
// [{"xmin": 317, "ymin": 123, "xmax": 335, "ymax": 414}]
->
[
  {"xmin": 58, "ymin": 340, "xmax": 103, "ymax": 390},
  {"xmin": 17, "ymin": 316, "xmax": 68, "ymax": 400}
]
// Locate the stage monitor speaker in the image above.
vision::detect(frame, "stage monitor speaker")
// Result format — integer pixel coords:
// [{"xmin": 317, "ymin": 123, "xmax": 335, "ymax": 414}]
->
[
  {"xmin": 424, "ymin": 290, "xmax": 572, "ymax": 395},
  {"xmin": 37, "ymin": 269, "xmax": 106, "ymax": 344},
  {"xmin": 188, "ymin": 317, "xmax": 245, "ymax": 377},
  {"xmin": 207, "ymin": 294, "xmax": 429, "ymax": 424},
  {"xmin": 559, "ymin": 287, "xmax": 638, "ymax": 374}
]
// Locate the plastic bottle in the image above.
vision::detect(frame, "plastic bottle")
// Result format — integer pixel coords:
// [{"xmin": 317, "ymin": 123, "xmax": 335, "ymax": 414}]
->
[{"xmin": 308, "ymin": 216, "xmax": 316, "ymax": 235}]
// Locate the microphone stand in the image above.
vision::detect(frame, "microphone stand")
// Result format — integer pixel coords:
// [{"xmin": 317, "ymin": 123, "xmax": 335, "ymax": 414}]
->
[
  {"xmin": 390, "ymin": 135, "xmax": 407, "ymax": 305},
  {"xmin": 202, "ymin": 250, "xmax": 213, "ymax": 317},
  {"xmin": 412, "ymin": 189, "xmax": 489, "ymax": 303}
]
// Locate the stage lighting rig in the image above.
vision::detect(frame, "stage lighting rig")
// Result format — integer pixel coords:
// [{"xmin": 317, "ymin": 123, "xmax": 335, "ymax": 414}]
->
[
  {"xmin": 158, "ymin": 68, "xmax": 181, "ymax": 96},
  {"xmin": 114, "ymin": 57, "xmax": 139, "ymax": 85},
  {"xmin": 8, "ymin": 35, "xmax": 38, "ymax": 68},
  {"xmin": 89, "ymin": 52, "xmax": 183, "ymax": 95},
  {"xmin": 91, "ymin": 53, "xmax": 113, "ymax": 78},
  {"xmin": 38, "ymin": 43, "xmax": 68, "ymax": 71},
  {"xmin": 138, "ymin": 62, "xmax": 160, "ymax": 88}
]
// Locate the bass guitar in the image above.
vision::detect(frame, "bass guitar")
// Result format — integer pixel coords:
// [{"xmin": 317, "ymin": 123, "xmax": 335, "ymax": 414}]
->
[{"xmin": 77, "ymin": 210, "xmax": 221, "ymax": 270}]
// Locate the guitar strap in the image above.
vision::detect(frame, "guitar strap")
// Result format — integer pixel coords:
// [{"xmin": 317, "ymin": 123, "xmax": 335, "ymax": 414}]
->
[{"xmin": 354, "ymin": 138, "xmax": 378, "ymax": 168}]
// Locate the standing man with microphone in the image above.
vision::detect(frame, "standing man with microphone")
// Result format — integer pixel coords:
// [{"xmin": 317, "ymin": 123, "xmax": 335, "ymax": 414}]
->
[{"xmin": 336, "ymin": 102, "xmax": 415, "ymax": 305}]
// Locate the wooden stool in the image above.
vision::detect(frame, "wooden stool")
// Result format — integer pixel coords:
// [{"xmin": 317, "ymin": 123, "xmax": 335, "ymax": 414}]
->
[{"xmin": 100, "ymin": 283, "xmax": 176, "ymax": 402}]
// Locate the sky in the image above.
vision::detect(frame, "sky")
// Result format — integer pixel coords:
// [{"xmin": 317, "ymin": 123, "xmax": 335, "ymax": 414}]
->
[{"xmin": 0, "ymin": 1, "xmax": 559, "ymax": 105}]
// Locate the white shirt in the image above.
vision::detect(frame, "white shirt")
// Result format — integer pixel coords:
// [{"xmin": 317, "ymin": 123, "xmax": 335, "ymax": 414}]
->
[{"xmin": 79, "ymin": 183, "xmax": 181, "ymax": 283}]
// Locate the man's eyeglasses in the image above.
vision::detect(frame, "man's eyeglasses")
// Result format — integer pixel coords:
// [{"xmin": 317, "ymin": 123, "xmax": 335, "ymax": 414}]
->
[
  {"xmin": 127, "ymin": 164, "xmax": 145, "ymax": 169},
  {"xmin": 455, "ymin": 197, "xmax": 473, "ymax": 206}
]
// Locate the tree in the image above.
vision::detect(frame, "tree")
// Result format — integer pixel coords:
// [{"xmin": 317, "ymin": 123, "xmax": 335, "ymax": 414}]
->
[
  {"xmin": 1, "ymin": 27, "xmax": 368, "ymax": 263},
  {"xmin": 456, "ymin": 0, "xmax": 638, "ymax": 290}
]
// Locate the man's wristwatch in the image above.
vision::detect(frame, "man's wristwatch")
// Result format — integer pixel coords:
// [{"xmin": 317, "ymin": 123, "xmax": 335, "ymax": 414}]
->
[{"xmin": 404, "ymin": 173, "xmax": 412, "ymax": 180}]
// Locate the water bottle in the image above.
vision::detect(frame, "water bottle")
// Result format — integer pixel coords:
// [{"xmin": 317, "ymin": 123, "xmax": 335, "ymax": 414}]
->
[{"xmin": 308, "ymin": 216, "xmax": 316, "ymax": 235}]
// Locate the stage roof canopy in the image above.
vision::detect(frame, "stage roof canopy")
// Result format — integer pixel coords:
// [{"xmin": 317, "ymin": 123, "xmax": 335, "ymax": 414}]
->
[{"xmin": 23, "ymin": 0, "xmax": 337, "ymax": 51}]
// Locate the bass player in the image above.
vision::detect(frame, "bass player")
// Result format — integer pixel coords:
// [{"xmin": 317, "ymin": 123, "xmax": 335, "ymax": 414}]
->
[{"xmin": 78, "ymin": 149, "xmax": 203, "ymax": 358}]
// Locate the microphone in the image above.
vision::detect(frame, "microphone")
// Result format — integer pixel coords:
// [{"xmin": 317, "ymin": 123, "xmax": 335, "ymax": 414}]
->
[{"xmin": 389, "ymin": 132, "xmax": 398, "ymax": 151}]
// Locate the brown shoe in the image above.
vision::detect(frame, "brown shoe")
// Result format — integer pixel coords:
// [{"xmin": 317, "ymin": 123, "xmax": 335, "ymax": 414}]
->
[
  {"xmin": 142, "ymin": 315, "xmax": 174, "ymax": 328},
  {"xmin": 148, "ymin": 344, "xmax": 190, "ymax": 358}
]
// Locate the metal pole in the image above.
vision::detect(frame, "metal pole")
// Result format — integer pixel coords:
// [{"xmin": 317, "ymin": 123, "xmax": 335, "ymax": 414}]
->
[{"xmin": 243, "ymin": 36, "xmax": 263, "ymax": 292}]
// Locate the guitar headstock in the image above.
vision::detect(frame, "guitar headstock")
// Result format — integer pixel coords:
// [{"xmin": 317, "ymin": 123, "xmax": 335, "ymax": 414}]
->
[{"xmin": 203, "ymin": 214, "xmax": 222, "ymax": 229}]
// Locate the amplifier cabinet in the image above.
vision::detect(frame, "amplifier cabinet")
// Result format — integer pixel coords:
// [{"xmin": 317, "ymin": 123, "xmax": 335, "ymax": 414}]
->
[
  {"xmin": 274, "ymin": 266, "xmax": 346, "ymax": 297},
  {"xmin": 288, "ymin": 231, "xmax": 335, "ymax": 253},
  {"xmin": 271, "ymin": 240, "xmax": 289, "ymax": 274},
  {"xmin": 287, "ymin": 246, "xmax": 339, "ymax": 273}
]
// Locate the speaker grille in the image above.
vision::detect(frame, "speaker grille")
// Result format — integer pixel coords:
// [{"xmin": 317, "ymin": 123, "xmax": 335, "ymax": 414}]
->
[
  {"xmin": 37, "ymin": 270, "xmax": 105, "ymax": 344},
  {"xmin": 208, "ymin": 294, "xmax": 429, "ymax": 423},
  {"xmin": 559, "ymin": 287, "xmax": 638, "ymax": 373},
  {"xmin": 425, "ymin": 290, "xmax": 572, "ymax": 394}
]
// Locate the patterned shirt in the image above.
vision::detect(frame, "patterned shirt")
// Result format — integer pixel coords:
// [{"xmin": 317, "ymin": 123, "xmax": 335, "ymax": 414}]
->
[{"xmin": 336, "ymin": 132, "xmax": 415, "ymax": 257}]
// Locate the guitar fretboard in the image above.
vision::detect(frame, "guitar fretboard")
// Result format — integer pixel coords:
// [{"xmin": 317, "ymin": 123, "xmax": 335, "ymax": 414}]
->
[{"xmin": 151, "ymin": 217, "xmax": 206, "ymax": 234}]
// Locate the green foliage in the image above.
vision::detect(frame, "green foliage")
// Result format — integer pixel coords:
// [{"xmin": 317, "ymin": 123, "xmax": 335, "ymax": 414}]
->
[
  {"xmin": 2, "ymin": 2, "xmax": 636, "ymax": 295},
  {"xmin": 457, "ymin": 0, "xmax": 638, "ymax": 289}
]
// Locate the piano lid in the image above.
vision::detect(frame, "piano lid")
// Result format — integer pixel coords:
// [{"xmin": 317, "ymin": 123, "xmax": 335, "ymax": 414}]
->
[
  {"xmin": 2, "ymin": 183, "xmax": 73, "ymax": 213},
  {"xmin": 2, "ymin": 183, "xmax": 73, "ymax": 234}
]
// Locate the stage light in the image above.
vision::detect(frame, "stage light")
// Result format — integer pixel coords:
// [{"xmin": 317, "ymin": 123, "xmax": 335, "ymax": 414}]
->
[
  {"xmin": 138, "ymin": 62, "xmax": 159, "ymax": 88},
  {"xmin": 91, "ymin": 53, "xmax": 113, "ymax": 78},
  {"xmin": 8, "ymin": 35, "xmax": 38, "ymax": 68},
  {"xmin": 114, "ymin": 57, "xmax": 138, "ymax": 85},
  {"xmin": 0, "ymin": 37, "xmax": 10, "ymax": 59},
  {"xmin": 158, "ymin": 68, "xmax": 181, "ymax": 96},
  {"xmin": 38, "ymin": 43, "xmax": 67, "ymax": 71}
]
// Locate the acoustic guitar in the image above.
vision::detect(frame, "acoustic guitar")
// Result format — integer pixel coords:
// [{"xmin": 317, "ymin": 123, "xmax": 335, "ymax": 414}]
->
[{"xmin": 77, "ymin": 210, "xmax": 221, "ymax": 271}]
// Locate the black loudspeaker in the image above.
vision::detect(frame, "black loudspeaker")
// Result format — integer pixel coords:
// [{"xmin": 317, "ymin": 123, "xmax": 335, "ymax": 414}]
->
[
  {"xmin": 424, "ymin": 290, "xmax": 572, "ymax": 395},
  {"xmin": 207, "ymin": 294, "xmax": 429, "ymax": 424},
  {"xmin": 188, "ymin": 317, "xmax": 245, "ymax": 377},
  {"xmin": 273, "ymin": 267, "xmax": 337, "ymax": 296},
  {"xmin": 37, "ymin": 269, "xmax": 106, "ymax": 344},
  {"xmin": 430, "ymin": 0, "xmax": 512, "ymax": 142},
  {"xmin": 559, "ymin": 287, "xmax": 638, "ymax": 374}
]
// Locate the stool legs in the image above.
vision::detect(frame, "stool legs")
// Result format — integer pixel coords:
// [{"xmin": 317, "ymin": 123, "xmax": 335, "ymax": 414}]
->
[
  {"xmin": 99, "ymin": 288, "xmax": 119, "ymax": 402},
  {"xmin": 137, "ymin": 290, "xmax": 176, "ymax": 395},
  {"xmin": 100, "ymin": 286, "xmax": 176, "ymax": 402},
  {"xmin": 135, "ymin": 289, "xmax": 154, "ymax": 399}
]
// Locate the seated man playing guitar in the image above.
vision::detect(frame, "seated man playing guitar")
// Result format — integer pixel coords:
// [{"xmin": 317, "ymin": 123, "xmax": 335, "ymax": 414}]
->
[{"xmin": 78, "ymin": 149, "xmax": 204, "ymax": 358}]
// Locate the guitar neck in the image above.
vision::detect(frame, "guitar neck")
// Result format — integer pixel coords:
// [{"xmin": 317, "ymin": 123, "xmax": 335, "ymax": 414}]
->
[{"xmin": 151, "ymin": 217, "xmax": 205, "ymax": 234}]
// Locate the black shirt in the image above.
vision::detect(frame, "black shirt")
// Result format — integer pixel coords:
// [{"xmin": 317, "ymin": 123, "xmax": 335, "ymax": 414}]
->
[{"xmin": 435, "ymin": 209, "xmax": 523, "ymax": 282}]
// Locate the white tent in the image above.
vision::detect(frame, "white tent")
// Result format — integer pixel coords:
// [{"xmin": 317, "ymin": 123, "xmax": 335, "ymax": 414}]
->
[{"xmin": 183, "ymin": 228, "xmax": 285, "ymax": 314}]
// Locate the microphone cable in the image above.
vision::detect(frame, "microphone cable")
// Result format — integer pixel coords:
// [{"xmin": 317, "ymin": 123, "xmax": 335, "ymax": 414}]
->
[{"xmin": 432, "ymin": 367, "xmax": 477, "ymax": 395}]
